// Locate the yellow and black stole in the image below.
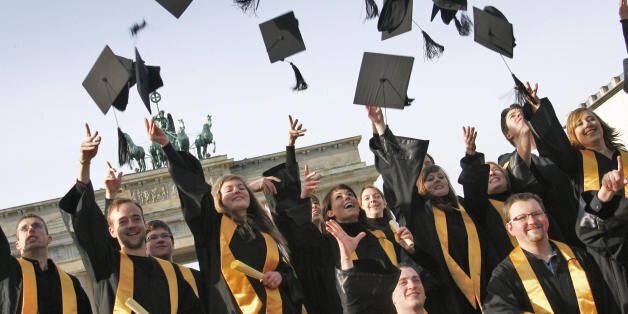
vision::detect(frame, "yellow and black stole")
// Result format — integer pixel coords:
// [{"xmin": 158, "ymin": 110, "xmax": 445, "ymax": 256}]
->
[
  {"xmin": 581, "ymin": 149, "xmax": 628, "ymax": 197},
  {"xmin": 113, "ymin": 252, "xmax": 178, "ymax": 314},
  {"xmin": 219, "ymin": 215, "xmax": 282, "ymax": 313},
  {"xmin": 432, "ymin": 205, "xmax": 482, "ymax": 310},
  {"xmin": 17, "ymin": 258, "xmax": 77, "ymax": 314},
  {"xmin": 350, "ymin": 229, "xmax": 399, "ymax": 267},
  {"xmin": 488, "ymin": 199, "xmax": 518, "ymax": 248},
  {"xmin": 177, "ymin": 265, "xmax": 199, "ymax": 298},
  {"xmin": 509, "ymin": 240, "xmax": 597, "ymax": 314}
]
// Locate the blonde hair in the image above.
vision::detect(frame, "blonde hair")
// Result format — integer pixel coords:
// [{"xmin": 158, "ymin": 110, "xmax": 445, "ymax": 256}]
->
[{"xmin": 416, "ymin": 165, "xmax": 459, "ymax": 208}]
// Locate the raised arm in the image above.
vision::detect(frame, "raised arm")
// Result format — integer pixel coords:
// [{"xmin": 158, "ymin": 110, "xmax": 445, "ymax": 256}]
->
[
  {"xmin": 458, "ymin": 127, "xmax": 491, "ymax": 221},
  {"xmin": 621, "ymin": 0, "xmax": 628, "ymax": 52},
  {"xmin": 58, "ymin": 123, "xmax": 116, "ymax": 280},
  {"xmin": 366, "ymin": 106, "xmax": 429, "ymax": 222},
  {"xmin": 0, "ymin": 224, "xmax": 13, "ymax": 281}
]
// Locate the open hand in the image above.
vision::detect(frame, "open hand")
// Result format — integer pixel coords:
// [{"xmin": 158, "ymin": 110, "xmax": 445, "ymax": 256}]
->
[
  {"xmin": 325, "ymin": 220, "xmax": 366, "ymax": 270},
  {"xmin": 144, "ymin": 118, "xmax": 169, "ymax": 146},
  {"xmin": 248, "ymin": 176, "xmax": 281, "ymax": 195},
  {"xmin": 288, "ymin": 115, "xmax": 307, "ymax": 146},
  {"xmin": 300, "ymin": 164, "xmax": 321, "ymax": 199},
  {"xmin": 462, "ymin": 126, "xmax": 477, "ymax": 155}
]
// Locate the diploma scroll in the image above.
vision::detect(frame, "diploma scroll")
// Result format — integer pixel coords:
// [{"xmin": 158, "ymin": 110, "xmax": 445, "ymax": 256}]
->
[
  {"xmin": 125, "ymin": 298, "xmax": 150, "ymax": 314},
  {"xmin": 230, "ymin": 260, "xmax": 265, "ymax": 280},
  {"xmin": 389, "ymin": 220, "xmax": 414, "ymax": 248}
]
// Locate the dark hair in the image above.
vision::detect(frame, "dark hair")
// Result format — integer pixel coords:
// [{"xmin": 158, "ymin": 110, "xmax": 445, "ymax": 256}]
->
[
  {"xmin": 107, "ymin": 198, "xmax": 144, "ymax": 226},
  {"xmin": 425, "ymin": 153, "xmax": 435, "ymax": 166},
  {"xmin": 416, "ymin": 165, "xmax": 459, "ymax": 208},
  {"xmin": 500, "ymin": 104, "xmax": 524, "ymax": 146},
  {"xmin": 503, "ymin": 192, "xmax": 545, "ymax": 221},
  {"xmin": 310, "ymin": 194, "xmax": 320, "ymax": 205},
  {"xmin": 146, "ymin": 220, "xmax": 174, "ymax": 242},
  {"xmin": 322, "ymin": 184, "xmax": 357, "ymax": 221},
  {"xmin": 566, "ymin": 108, "xmax": 626, "ymax": 151},
  {"xmin": 358, "ymin": 185, "xmax": 394, "ymax": 221},
  {"xmin": 16, "ymin": 214, "xmax": 48, "ymax": 239}
]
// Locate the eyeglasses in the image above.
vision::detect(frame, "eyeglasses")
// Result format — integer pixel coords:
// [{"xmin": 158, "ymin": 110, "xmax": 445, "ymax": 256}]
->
[
  {"xmin": 509, "ymin": 211, "xmax": 545, "ymax": 224},
  {"xmin": 146, "ymin": 233, "xmax": 173, "ymax": 242}
]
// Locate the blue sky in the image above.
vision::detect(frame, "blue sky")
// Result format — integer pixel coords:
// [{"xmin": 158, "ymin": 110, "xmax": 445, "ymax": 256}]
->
[{"xmin": 0, "ymin": 0, "xmax": 624, "ymax": 209}]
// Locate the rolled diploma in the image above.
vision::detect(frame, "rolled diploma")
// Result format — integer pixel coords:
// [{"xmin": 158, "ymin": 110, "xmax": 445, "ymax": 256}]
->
[
  {"xmin": 389, "ymin": 220, "xmax": 414, "ymax": 248},
  {"xmin": 230, "ymin": 260, "xmax": 264, "ymax": 280}
]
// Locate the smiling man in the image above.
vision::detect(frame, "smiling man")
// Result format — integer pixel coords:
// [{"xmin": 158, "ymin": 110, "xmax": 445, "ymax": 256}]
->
[
  {"xmin": 483, "ymin": 193, "xmax": 618, "ymax": 313},
  {"xmin": 58, "ymin": 124, "xmax": 202, "ymax": 314},
  {"xmin": 392, "ymin": 265, "xmax": 427, "ymax": 314},
  {"xmin": 0, "ymin": 215, "xmax": 92, "ymax": 314}
]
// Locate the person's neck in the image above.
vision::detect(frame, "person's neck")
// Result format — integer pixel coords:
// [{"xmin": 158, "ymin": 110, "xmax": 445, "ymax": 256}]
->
[
  {"xmin": 365, "ymin": 210, "xmax": 384, "ymax": 219},
  {"xmin": 397, "ymin": 307, "xmax": 424, "ymax": 314},
  {"xmin": 336, "ymin": 217, "xmax": 358, "ymax": 224},
  {"xmin": 520, "ymin": 239, "xmax": 553, "ymax": 262},
  {"xmin": 588, "ymin": 141, "xmax": 613, "ymax": 159},
  {"xmin": 22, "ymin": 249, "xmax": 49, "ymax": 271},
  {"xmin": 122, "ymin": 246, "xmax": 148, "ymax": 257}
]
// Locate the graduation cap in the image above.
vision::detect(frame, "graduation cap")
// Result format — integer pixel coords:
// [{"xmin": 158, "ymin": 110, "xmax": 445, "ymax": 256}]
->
[
  {"xmin": 430, "ymin": 0, "xmax": 472, "ymax": 36},
  {"xmin": 473, "ymin": 6, "xmax": 515, "ymax": 58},
  {"xmin": 624, "ymin": 58, "xmax": 628, "ymax": 93},
  {"xmin": 154, "ymin": 0, "xmax": 193, "ymax": 18},
  {"xmin": 353, "ymin": 52, "xmax": 415, "ymax": 109},
  {"xmin": 82, "ymin": 45, "xmax": 163, "ymax": 167},
  {"xmin": 259, "ymin": 11, "xmax": 308, "ymax": 91}
]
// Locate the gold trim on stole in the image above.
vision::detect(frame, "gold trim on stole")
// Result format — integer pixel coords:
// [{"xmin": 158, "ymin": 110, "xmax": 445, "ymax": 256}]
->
[
  {"xmin": 177, "ymin": 265, "xmax": 199, "ymax": 297},
  {"xmin": 433, "ymin": 205, "xmax": 482, "ymax": 310},
  {"xmin": 18, "ymin": 258, "xmax": 77, "ymax": 314},
  {"xmin": 488, "ymin": 199, "xmax": 519, "ymax": 248},
  {"xmin": 509, "ymin": 241, "xmax": 598, "ymax": 314},
  {"xmin": 349, "ymin": 229, "xmax": 398, "ymax": 267},
  {"xmin": 219, "ymin": 215, "xmax": 282, "ymax": 313},
  {"xmin": 113, "ymin": 252, "xmax": 179, "ymax": 314},
  {"xmin": 581, "ymin": 149, "xmax": 628, "ymax": 198}
]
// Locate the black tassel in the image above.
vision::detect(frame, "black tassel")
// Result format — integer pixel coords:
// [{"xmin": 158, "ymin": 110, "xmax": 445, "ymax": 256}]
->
[
  {"xmin": 365, "ymin": 0, "xmax": 379, "ymax": 19},
  {"xmin": 118, "ymin": 127, "xmax": 130, "ymax": 166},
  {"xmin": 421, "ymin": 31, "xmax": 444, "ymax": 60},
  {"xmin": 405, "ymin": 97, "xmax": 414, "ymax": 107},
  {"xmin": 129, "ymin": 19, "xmax": 147, "ymax": 37},
  {"xmin": 289, "ymin": 62, "xmax": 308, "ymax": 91},
  {"xmin": 512, "ymin": 74, "xmax": 531, "ymax": 106},
  {"xmin": 233, "ymin": 0, "xmax": 260, "ymax": 14},
  {"xmin": 454, "ymin": 12, "xmax": 472, "ymax": 36}
]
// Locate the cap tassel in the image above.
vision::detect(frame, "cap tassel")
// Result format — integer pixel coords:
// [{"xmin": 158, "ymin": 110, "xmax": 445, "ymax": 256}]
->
[
  {"xmin": 233, "ymin": 0, "xmax": 260, "ymax": 14},
  {"xmin": 421, "ymin": 30, "xmax": 444, "ymax": 60},
  {"xmin": 129, "ymin": 19, "xmax": 147, "ymax": 37},
  {"xmin": 364, "ymin": 0, "xmax": 379, "ymax": 19},
  {"xmin": 289, "ymin": 62, "xmax": 308, "ymax": 91},
  {"xmin": 454, "ymin": 12, "xmax": 472, "ymax": 36},
  {"xmin": 118, "ymin": 127, "xmax": 130, "ymax": 166},
  {"xmin": 512, "ymin": 74, "xmax": 531, "ymax": 106}
]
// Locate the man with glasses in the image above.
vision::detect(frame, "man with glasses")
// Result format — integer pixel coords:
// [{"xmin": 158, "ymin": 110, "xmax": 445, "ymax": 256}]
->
[{"xmin": 483, "ymin": 193, "xmax": 618, "ymax": 313}]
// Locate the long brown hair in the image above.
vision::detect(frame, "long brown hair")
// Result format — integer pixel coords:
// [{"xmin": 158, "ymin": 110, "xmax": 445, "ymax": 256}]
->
[
  {"xmin": 212, "ymin": 174, "xmax": 287, "ymax": 250},
  {"xmin": 566, "ymin": 108, "xmax": 625, "ymax": 151},
  {"xmin": 358, "ymin": 185, "xmax": 393, "ymax": 220},
  {"xmin": 416, "ymin": 165, "xmax": 459, "ymax": 208}
]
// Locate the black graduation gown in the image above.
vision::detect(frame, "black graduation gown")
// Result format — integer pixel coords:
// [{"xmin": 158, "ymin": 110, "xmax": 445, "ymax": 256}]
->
[
  {"xmin": 163, "ymin": 143, "xmax": 302, "ymax": 314},
  {"xmin": 335, "ymin": 267, "xmax": 400, "ymax": 314},
  {"xmin": 577, "ymin": 191, "xmax": 628, "ymax": 313},
  {"xmin": 622, "ymin": 19, "xmax": 628, "ymax": 53},
  {"xmin": 264, "ymin": 146, "xmax": 342, "ymax": 314},
  {"xmin": 498, "ymin": 150, "xmax": 580, "ymax": 247},
  {"xmin": 460, "ymin": 152, "xmax": 566, "ymax": 260},
  {"xmin": 370, "ymin": 127, "xmax": 499, "ymax": 314},
  {"xmin": 483, "ymin": 243, "xmax": 619, "ymax": 313},
  {"xmin": 0, "ymin": 226, "xmax": 92, "ymax": 314},
  {"xmin": 58, "ymin": 182, "xmax": 202, "ymax": 314}
]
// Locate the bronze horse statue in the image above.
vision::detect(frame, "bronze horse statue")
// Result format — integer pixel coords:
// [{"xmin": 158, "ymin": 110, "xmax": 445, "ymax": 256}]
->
[
  {"xmin": 123, "ymin": 133, "xmax": 146, "ymax": 172},
  {"xmin": 176, "ymin": 119, "xmax": 190, "ymax": 153},
  {"xmin": 195, "ymin": 115, "xmax": 216, "ymax": 159}
]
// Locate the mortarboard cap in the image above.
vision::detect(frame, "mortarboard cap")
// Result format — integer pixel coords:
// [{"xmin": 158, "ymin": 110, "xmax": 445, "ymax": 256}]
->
[
  {"xmin": 433, "ymin": 0, "xmax": 466, "ymax": 11},
  {"xmin": 259, "ymin": 12, "xmax": 308, "ymax": 91},
  {"xmin": 353, "ymin": 52, "xmax": 414, "ymax": 109},
  {"xmin": 83, "ymin": 46, "xmax": 133, "ymax": 115},
  {"xmin": 154, "ymin": 0, "xmax": 193, "ymax": 19},
  {"xmin": 135, "ymin": 48, "xmax": 164, "ymax": 114},
  {"xmin": 473, "ymin": 6, "xmax": 515, "ymax": 58},
  {"xmin": 378, "ymin": 0, "xmax": 413, "ymax": 40},
  {"xmin": 624, "ymin": 58, "xmax": 628, "ymax": 93}
]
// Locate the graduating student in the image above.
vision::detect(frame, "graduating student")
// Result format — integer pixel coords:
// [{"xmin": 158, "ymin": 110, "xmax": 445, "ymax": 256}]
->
[
  {"xmin": 366, "ymin": 106, "xmax": 500, "ymax": 314},
  {"xmin": 0, "ymin": 215, "xmax": 92, "ymax": 314},
  {"xmin": 577, "ymin": 157, "xmax": 628, "ymax": 313},
  {"xmin": 59, "ymin": 124, "xmax": 202, "ymax": 314},
  {"xmin": 392, "ymin": 264, "xmax": 428, "ymax": 314},
  {"xmin": 459, "ymin": 126, "xmax": 565, "ymax": 259},
  {"xmin": 498, "ymin": 103, "xmax": 581, "ymax": 247},
  {"xmin": 484, "ymin": 193, "xmax": 618, "ymax": 313},
  {"xmin": 146, "ymin": 118, "xmax": 303, "ymax": 313}
]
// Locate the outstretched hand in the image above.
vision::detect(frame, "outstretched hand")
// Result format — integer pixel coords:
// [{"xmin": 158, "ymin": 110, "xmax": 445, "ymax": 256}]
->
[
  {"xmin": 598, "ymin": 156, "xmax": 628, "ymax": 202},
  {"xmin": 523, "ymin": 82, "xmax": 541, "ymax": 111},
  {"xmin": 80, "ymin": 123, "xmax": 102, "ymax": 163},
  {"xmin": 105, "ymin": 161, "xmax": 123, "ymax": 199},
  {"xmin": 621, "ymin": 0, "xmax": 628, "ymax": 20},
  {"xmin": 248, "ymin": 176, "xmax": 281, "ymax": 195},
  {"xmin": 366, "ymin": 106, "xmax": 386, "ymax": 135},
  {"xmin": 462, "ymin": 126, "xmax": 477, "ymax": 155},
  {"xmin": 144, "ymin": 118, "xmax": 169, "ymax": 146},
  {"xmin": 325, "ymin": 220, "xmax": 366, "ymax": 270},
  {"xmin": 288, "ymin": 115, "xmax": 307, "ymax": 146},
  {"xmin": 300, "ymin": 164, "xmax": 321, "ymax": 199}
]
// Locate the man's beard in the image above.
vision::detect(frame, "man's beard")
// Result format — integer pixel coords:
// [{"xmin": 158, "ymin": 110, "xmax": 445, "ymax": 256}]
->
[{"xmin": 120, "ymin": 230, "xmax": 146, "ymax": 250}]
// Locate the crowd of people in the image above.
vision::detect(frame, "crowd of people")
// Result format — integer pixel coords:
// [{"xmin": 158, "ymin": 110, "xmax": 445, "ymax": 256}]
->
[{"xmin": 1, "ymin": 2, "xmax": 627, "ymax": 314}]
